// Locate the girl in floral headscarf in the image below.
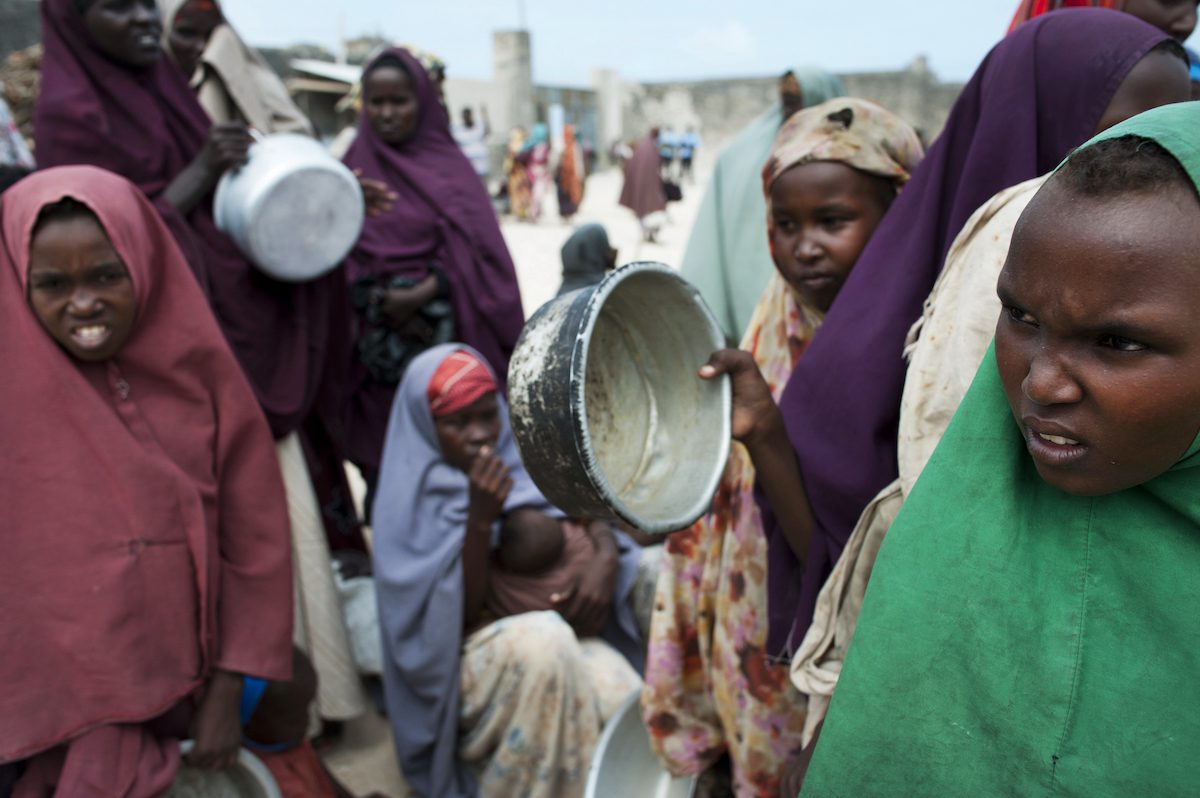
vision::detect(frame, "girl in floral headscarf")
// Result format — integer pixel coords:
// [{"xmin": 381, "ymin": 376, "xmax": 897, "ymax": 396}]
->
[{"xmin": 642, "ymin": 98, "xmax": 923, "ymax": 798}]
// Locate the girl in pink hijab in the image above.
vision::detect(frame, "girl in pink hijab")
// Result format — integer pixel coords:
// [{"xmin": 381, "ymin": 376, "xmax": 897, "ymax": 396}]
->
[{"xmin": 0, "ymin": 166, "xmax": 292, "ymax": 796}]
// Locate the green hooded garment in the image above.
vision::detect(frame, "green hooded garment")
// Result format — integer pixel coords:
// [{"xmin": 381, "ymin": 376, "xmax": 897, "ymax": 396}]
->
[
  {"xmin": 679, "ymin": 68, "xmax": 844, "ymax": 342},
  {"xmin": 800, "ymin": 101, "xmax": 1200, "ymax": 797}
]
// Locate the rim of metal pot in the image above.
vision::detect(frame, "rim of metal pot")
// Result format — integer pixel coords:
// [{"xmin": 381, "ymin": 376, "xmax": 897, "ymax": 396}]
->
[{"xmin": 570, "ymin": 261, "xmax": 732, "ymax": 535}]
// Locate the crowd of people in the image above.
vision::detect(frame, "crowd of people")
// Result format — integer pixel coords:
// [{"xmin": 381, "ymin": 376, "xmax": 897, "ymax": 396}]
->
[{"xmin": 2, "ymin": 0, "xmax": 1200, "ymax": 797}]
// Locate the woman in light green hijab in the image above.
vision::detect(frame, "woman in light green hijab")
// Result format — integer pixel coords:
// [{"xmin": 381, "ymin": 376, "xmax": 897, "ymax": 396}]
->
[
  {"xmin": 680, "ymin": 67, "xmax": 844, "ymax": 341},
  {"xmin": 800, "ymin": 101, "xmax": 1200, "ymax": 797}
]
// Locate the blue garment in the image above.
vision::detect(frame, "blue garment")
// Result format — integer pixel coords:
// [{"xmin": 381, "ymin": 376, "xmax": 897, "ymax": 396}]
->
[
  {"xmin": 678, "ymin": 130, "xmax": 700, "ymax": 160},
  {"xmin": 371, "ymin": 344, "xmax": 643, "ymax": 798},
  {"xmin": 658, "ymin": 130, "xmax": 678, "ymax": 159},
  {"xmin": 239, "ymin": 676, "xmax": 269, "ymax": 726}
]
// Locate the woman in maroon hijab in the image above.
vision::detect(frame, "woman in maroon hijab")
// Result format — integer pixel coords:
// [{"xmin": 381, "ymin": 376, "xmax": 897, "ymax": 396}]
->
[
  {"xmin": 0, "ymin": 165, "xmax": 292, "ymax": 796},
  {"xmin": 341, "ymin": 48, "xmax": 526, "ymax": 491}
]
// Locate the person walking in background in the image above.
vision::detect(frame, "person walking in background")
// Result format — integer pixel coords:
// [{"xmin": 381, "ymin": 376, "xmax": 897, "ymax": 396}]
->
[
  {"xmin": 679, "ymin": 67, "xmax": 844, "ymax": 342},
  {"xmin": 519, "ymin": 122, "xmax": 552, "ymax": 222},
  {"xmin": 619, "ymin": 127, "xmax": 667, "ymax": 243},
  {"xmin": 658, "ymin": 125, "xmax": 678, "ymax": 180},
  {"xmin": 504, "ymin": 126, "xmax": 531, "ymax": 219},
  {"xmin": 452, "ymin": 105, "xmax": 491, "ymax": 185},
  {"xmin": 556, "ymin": 123, "xmax": 585, "ymax": 222},
  {"xmin": 678, "ymin": 125, "xmax": 701, "ymax": 182}
]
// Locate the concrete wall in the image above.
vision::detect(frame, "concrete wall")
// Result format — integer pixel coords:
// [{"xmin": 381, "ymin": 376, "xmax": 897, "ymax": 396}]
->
[
  {"xmin": 839, "ymin": 57, "xmax": 962, "ymax": 146},
  {"xmin": 0, "ymin": 0, "xmax": 39, "ymax": 60},
  {"xmin": 615, "ymin": 59, "xmax": 963, "ymax": 155},
  {"xmin": 492, "ymin": 30, "xmax": 535, "ymax": 137}
]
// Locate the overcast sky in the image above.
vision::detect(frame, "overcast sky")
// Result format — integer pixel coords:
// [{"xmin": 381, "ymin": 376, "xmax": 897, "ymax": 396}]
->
[{"xmin": 220, "ymin": 1, "xmax": 1197, "ymax": 85}]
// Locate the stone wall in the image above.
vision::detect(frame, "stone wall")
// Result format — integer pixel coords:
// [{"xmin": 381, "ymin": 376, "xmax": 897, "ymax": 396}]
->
[
  {"xmin": 0, "ymin": 0, "xmax": 39, "ymax": 61},
  {"xmin": 613, "ymin": 58, "xmax": 963, "ymax": 154},
  {"xmin": 839, "ymin": 58, "xmax": 962, "ymax": 145}
]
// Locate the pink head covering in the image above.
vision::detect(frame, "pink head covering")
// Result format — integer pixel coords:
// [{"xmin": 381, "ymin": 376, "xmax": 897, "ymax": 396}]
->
[{"xmin": 0, "ymin": 167, "xmax": 292, "ymax": 774}]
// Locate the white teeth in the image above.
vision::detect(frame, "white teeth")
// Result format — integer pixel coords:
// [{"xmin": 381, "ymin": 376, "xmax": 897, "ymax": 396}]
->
[
  {"xmin": 73, "ymin": 325, "xmax": 109, "ymax": 344},
  {"xmin": 1039, "ymin": 432, "xmax": 1079, "ymax": 446}
]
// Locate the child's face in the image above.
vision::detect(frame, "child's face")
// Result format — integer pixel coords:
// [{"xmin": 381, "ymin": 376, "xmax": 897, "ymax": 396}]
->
[
  {"xmin": 769, "ymin": 161, "xmax": 892, "ymax": 313},
  {"xmin": 167, "ymin": 1, "xmax": 223, "ymax": 79},
  {"xmin": 995, "ymin": 179, "xmax": 1200, "ymax": 495},
  {"xmin": 27, "ymin": 213, "xmax": 137, "ymax": 362},
  {"xmin": 434, "ymin": 392, "xmax": 502, "ymax": 472}
]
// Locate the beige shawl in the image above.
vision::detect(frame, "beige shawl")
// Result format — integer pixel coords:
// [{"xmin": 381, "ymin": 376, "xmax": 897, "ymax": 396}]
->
[{"xmin": 158, "ymin": 0, "xmax": 314, "ymax": 135}]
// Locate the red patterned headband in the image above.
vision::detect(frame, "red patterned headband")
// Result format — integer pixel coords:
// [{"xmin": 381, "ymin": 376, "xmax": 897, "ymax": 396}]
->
[{"xmin": 428, "ymin": 350, "xmax": 498, "ymax": 417}]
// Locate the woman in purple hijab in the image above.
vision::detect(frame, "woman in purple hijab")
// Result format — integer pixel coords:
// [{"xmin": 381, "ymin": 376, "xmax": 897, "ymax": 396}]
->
[
  {"xmin": 759, "ymin": 9, "xmax": 1189, "ymax": 656},
  {"xmin": 34, "ymin": 0, "xmax": 349, "ymax": 444},
  {"xmin": 341, "ymin": 48, "xmax": 526, "ymax": 486}
]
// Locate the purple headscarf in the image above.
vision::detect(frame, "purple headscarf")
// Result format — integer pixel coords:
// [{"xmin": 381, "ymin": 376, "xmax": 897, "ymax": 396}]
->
[
  {"xmin": 342, "ymin": 49, "xmax": 525, "ymax": 471},
  {"xmin": 371, "ymin": 344, "xmax": 641, "ymax": 798},
  {"xmin": 34, "ymin": 0, "xmax": 348, "ymax": 439},
  {"xmin": 766, "ymin": 9, "xmax": 1174, "ymax": 655}
]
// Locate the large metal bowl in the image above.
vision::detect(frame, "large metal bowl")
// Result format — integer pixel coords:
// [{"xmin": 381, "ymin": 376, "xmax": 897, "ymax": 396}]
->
[
  {"xmin": 163, "ymin": 741, "xmax": 281, "ymax": 798},
  {"xmin": 585, "ymin": 690, "xmax": 697, "ymax": 798},
  {"xmin": 214, "ymin": 132, "xmax": 363, "ymax": 282},
  {"xmin": 508, "ymin": 262, "xmax": 731, "ymax": 535}
]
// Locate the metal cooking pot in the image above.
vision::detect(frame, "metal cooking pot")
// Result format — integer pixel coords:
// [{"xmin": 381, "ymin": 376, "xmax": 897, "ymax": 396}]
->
[
  {"xmin": 214, "ymin": 132, "xmax": 364, "ymax": 282},
  {"xmin": 164, "ymin": 741, "xmax": 281, "ymax": 798},
  {"xmin": 508, "ymin": 262, "xmax": 731, "ymax": 535},
  {"xmin": 584, "ymin": 689, "xmax": 698, "ymax": 798}
]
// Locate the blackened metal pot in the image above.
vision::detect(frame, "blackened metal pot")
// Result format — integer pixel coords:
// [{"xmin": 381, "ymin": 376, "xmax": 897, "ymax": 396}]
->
[{"xmin": 508, "ymin": 262, "xmax": 731, "ymax": 535}]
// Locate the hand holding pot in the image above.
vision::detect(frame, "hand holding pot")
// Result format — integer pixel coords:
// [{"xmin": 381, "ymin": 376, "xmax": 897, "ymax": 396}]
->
[
  {"xmin": 201, "ymin": 122, "xmax": 254, "ymax": 178},
  {"xmin": 699, "ymin": 349, "xmax": 782, "ymax": 446}
]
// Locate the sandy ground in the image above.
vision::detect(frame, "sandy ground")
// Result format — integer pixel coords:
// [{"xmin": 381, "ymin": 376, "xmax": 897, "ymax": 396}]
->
[
  {"xmin": 505, "ymin": 163, "xmax": 710, "ymax": 317},
  {"xmin": 322, "ymin": 162, "xmax": 712, "ymax": 798}
]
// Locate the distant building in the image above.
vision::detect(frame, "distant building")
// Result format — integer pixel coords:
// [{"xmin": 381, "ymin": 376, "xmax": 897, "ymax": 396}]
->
[
  {"xmin": 0, "ymin": 0, "xmax": 963, "ymax": 169},
  {"xmin": 283, "ymin": 32, "xmax": 961, "ymax": 176},
  {"xmin": 0, "ymin": 0, "xmax": 39, "ymax": 59}
]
